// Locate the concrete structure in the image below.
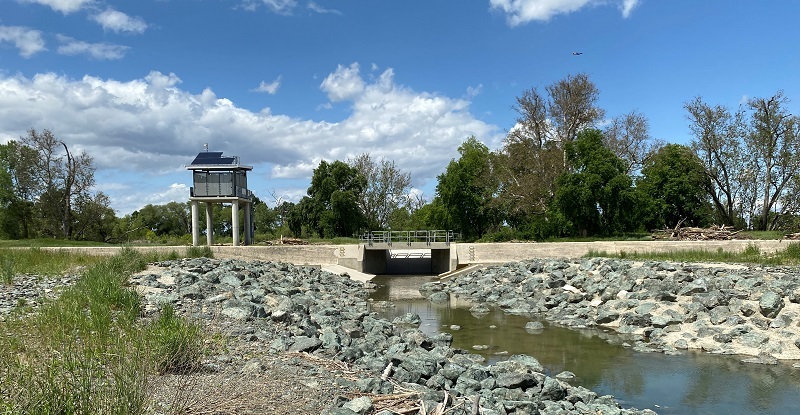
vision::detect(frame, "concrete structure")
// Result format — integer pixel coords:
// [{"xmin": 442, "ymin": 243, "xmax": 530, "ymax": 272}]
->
[
  {"xmin": 186, "ymin": 151, "xmax": 253, "ymax": 246},
  {"xmin": 44, "ymin": 239, "xmax": 796, "ymax": 278}
]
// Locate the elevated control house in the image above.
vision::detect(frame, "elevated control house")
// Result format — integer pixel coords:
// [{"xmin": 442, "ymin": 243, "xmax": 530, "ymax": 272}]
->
[{"xmin": 187, "ymin": 151, "xmax": 253, "ymax": 246}]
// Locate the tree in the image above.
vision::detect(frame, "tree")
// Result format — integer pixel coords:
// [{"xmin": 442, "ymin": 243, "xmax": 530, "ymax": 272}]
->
[
  {"xmin": 72, "ymin": 192, "xmax": 117, "ymax": 242},
  {"xmin": 297, "ymin": 160, "xmax": 366, "ymax": 238},
  {"xmin": 744, "ymin": 92, "xmax": 800, "ymax": 230},
  {"xmin": 135, "ymin": 202, "xmax": 190, "ymax": 237},
  {"xmin": 685, "ymin": 97, "xmax": 747, "ymax": 226},
  {"xmin": 603, "ymin": 111, "xmax": 664, "ymax": 175},
  {"xmin": 348, "ymin": 153, "xmax": 411, "ymax": 230},
  {"xmin": 554, "ymin": 130, "xmax": 640, "ymax": 236},
  {"xmin": 435, "ymin": 137, "xmax": 500, "ymax": 240},
  {"xmin": 496, "ymin": 73, "xmax": 605, "ymax": 227},
  {"xmin": 20, "ymin": 129, "xmax": 95, "ymax": 238},
  {"xmin": 0, "ymin": 141, "xmax": 38, "ymax": 238},
  {"xmin": 637, "ymin": 144, "xmax": 712, "ymax": 230},
  {"xmin": 546, "ymin": 73, "xmax": 605, "ymax": 144}
]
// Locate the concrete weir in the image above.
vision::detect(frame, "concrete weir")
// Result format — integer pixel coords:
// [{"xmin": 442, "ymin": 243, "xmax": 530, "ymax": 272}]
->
[{"xmin": 42, "ymin": 239, "xmax": 794, "ymax": 280}]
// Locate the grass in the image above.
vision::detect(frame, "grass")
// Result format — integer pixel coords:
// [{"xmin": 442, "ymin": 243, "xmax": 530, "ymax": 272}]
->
[
  {"xmin": 585, "ymin": 241, "xmax": 800, "ymax": 266},
  {"xmin": 0, "ymin": 247, "xmax": 209, "ymax": 414}
]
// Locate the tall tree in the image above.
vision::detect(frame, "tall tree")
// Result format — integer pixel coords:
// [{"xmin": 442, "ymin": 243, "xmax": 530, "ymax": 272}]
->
[
  {"xmin": 546, "ymin": 73, "xmax": 605, "ymax": 144},
  {"xmin": 745, "ymin": 91, "xmax": 800, "ymax": 230},
  {"xmin": 348, "ymin": 153, "xmax": 411, "ymax": 230},
  {"xmin": 637, "ymin": 144, "xmax": 712, "ymax": 229},
  {"xmin": 297, "ymin": 160, "xmax": 366, "ymax": 238},
  {"xmin": 20, "ymin": 129, "xmax": 95, "ymax": 238},
  {"xmin": 496, "ymin": 73, "xmax": 605, "ymax": 226},
  {"xmin": 603, "ymin": 111, "xmax": 664, "ymax": 175},
  {"xmin": 685, "ymin": 97, "xmax": 747, "ymax": 226},
  {"xmin": 435, "ymin": 137, "xmax": 500, "ymax": 240},
  {"xmin": 554, "ymin": 129, "xmax": 639, "ymax": 236}
]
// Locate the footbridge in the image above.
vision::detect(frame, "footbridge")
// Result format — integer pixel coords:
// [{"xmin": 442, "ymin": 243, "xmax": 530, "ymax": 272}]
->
[{"xmin": 335, "ymin": 230, "xmax": 460, "ymax": 274}]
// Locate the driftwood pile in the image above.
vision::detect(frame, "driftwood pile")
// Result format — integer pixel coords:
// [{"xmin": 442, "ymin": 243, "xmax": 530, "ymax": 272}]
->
[
  {"xmin": 652, "ymin": 224, "xmax": 742, "ymax": 240},
  {"xmin": 784, "ymin": 232, "xmax": 800, "ymax": 240}
]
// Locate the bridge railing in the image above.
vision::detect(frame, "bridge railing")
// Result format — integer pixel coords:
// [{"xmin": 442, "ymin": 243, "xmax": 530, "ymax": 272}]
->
[{"xmin": 359, "ymin": 230, "xmax": 458, "ymax": 246}]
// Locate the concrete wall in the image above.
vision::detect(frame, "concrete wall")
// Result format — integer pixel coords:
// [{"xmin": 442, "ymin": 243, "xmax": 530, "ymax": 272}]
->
[{"xmin": 39, "ymin": 239, "xmax": 795, "ymax": 271}]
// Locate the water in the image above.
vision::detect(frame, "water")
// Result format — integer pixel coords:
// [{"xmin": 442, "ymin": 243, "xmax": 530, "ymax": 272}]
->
[{"xmin": 368, "ymin": 275, "xmax": 800, "ymax": 415}]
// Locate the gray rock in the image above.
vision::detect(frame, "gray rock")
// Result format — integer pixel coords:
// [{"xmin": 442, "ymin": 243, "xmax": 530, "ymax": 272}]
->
[
  {"xmin": 288, "ymin": 336, "xmax": 322, "ymax": 352},
  {"xmin": 343, "ymin": 396, "xmax": 373, "ymax": 414},
  {"xmin": 759, "ymin": 292, "xmax": 784, "ymax": 318}
]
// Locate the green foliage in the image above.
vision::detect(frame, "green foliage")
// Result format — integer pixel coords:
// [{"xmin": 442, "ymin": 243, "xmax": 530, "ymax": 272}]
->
[
  {"xmin": 148, "ymin": 304, "xmax": 203, "ymax": 374},
  {"xmin": 637, "ymin": 144, "xmax": 712, "ymax": 229},
  {"xmin": 435, "ymin": 137, "xmax": 501, "ymax": 240},
  {"xmin": 0, "ymin": 253, "xmax": 14, "ymax": 285},
  {"xmin": 554, "ymin": 130, "xmax": 641, "ymax": 236},
  {"xmin": 186, "ymin": 245, "xmax": 214, "ymax": 258},
  {"xmin": 296, "ymin": 160, "xmax": 367, "ymax": 238}
]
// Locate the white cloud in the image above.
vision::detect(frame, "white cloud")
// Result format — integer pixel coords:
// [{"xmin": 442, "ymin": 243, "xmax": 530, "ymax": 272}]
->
[
  {"xmin": 0, "ymin": 25, "xmax": 46, "ymax": 57},
  {"xmin": 241, "ymin": 0, "xmax": 297, "ymax": 14},
  {"xmin": 307, "ymin": 2, "xmax": 342, "ymax": 15},
  {"xmin": 18, "ymin": 0, "xmax": 93, "ymax": 14},
  {"xmin": 0, "ymin": 64, "xmax": 498, "ymax": 213},
  {"xmin": 253, "ymin": 76, "xmax": 281, "ymax": 94},
  {"xmin": 490, "ymin": 0, "xmax": 640, "ymax": 25},
  {"xmin": 320, "ymin": 63, "xmax": 365, "ymax": 102},
  {"xmin": 56, "ymin": 35, "xmax": 129, "ymax": 60},
  {"xmin": 91, "ymin": 9, "xmax": 148, "ymax": 34},
  {"xmin": 620, "ymin": 0, "xmax": 639, "ymax": 18}
]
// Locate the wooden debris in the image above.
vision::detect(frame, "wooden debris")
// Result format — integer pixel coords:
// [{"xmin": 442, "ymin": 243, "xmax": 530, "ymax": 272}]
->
[
  {"xmin": 652, "ymin": 224, "xmax": 743, "ymax": 240},
  {"xmin": 784, "ymin": 232, "xmax": 800, "ymax": 240}
]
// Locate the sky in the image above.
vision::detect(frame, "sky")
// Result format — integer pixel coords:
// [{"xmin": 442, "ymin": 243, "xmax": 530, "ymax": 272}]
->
[{"xmin": 1, "ymin": 0, "xmax": 799, "ymax": 216}]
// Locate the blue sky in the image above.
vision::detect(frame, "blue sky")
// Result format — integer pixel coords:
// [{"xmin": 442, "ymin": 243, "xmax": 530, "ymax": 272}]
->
[{"xmin": 1, "ymin": 0, "xmax": 799, "ymax": 215}]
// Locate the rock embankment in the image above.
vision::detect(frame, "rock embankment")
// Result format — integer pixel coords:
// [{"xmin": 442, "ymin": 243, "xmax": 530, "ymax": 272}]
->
[
  {"xmin": 133, "ymin": 257, "xmax": 657, "ymax": 415},
  {"xmin": 0, "ymin": 274, "xmax": 77, "ymax": 318},
  {"xmin": 423, "ymin": 258, "xmax": 800, "ymax": 363}
]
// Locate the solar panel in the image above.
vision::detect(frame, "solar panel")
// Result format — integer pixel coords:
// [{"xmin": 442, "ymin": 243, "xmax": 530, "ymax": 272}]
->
[{"xmin": 190, "ymin": 152, "xmax": 237, "ymax": 165}]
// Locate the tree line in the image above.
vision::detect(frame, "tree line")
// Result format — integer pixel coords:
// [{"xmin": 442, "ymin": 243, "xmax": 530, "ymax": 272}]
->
[{"xmin": 2, "ymin": 73, "xmax": 799, "ymax": 243}]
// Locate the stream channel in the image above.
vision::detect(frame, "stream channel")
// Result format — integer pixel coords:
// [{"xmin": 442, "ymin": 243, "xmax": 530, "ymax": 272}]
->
[{"xmin": 367, "ymin": 274, "xmax": 800, "ymax": 415}]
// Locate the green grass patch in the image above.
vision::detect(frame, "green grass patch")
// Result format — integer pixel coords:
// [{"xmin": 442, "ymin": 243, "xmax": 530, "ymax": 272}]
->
[
  {"xmin": 585, "ymin": 242, "xmax": 800, "ymax": 266},
  {"xmin": 0, "ymin": 247, "xmax": 209, "ymax": 414}
]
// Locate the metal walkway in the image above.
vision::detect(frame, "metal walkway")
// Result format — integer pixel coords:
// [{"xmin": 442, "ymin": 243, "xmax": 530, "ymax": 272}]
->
[{"xmin": 359, "ymin": 230, "xmax": 458, "ymax": 247}]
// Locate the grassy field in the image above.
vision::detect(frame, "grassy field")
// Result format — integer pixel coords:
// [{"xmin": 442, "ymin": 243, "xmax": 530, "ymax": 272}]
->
[
  {"xmin": 586, "ymin": 241, "xmax": 800, "ymax": 266},
  {"xmin": 0, "ymin": 247, "xmax": 211, "ymax": 414}
]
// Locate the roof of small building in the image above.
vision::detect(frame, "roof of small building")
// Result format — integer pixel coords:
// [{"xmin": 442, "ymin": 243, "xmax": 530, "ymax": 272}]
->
[{"xmin": 186, "ymin": 151, "xmax": 252, "ymax": 171}]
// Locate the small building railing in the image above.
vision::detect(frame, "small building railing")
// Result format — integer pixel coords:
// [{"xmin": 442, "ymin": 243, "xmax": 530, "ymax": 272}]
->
[{"xmin": 359, "ymin": 230, "xmax": 459, "ymax": 247}]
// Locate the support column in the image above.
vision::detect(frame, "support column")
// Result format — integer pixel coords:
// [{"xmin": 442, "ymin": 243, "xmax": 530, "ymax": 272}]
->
[
  {"xmin": 190, "ymin": 200, "xmax": 199, "ymax": 246},
  {"xmin": 243, "ymin": 201, "xmax": 252, "ymax": 245},
  {"xmin": 205, "ymin": 202, "xmax": 214, "ymax": 246},
  {"xmin": 232, "ymin": 199, "xmax": 240, "ymax": 246}
]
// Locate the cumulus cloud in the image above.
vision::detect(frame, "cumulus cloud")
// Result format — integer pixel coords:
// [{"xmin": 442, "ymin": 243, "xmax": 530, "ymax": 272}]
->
[
  {"xmin": 56, "ymin": 34, "xmax": 129, "ymax": 59},
  {"xmin": 0, "ymin": 64, "xmax": 498, "ymax": 213},
  {"xmin": 320, "ymin": 63, "xmax": 366, "ymax": 102},
  {"xmin": 18, "ymin": 0, "xmax": 93, "ymax": 14},
  {"xmin": 0, "ymin": 25, "xmax": 46, "ymax": 57},
  {"xmin": 91, "ymin": 9, "xmax": 148, "ymax": 34},
  {"xmin": 253, "ymin": 76, "xmax": 281, "ymax": 94},
  {"xmin": 490, "ymin": 0, "xmax": 640, "ymax": 25}
]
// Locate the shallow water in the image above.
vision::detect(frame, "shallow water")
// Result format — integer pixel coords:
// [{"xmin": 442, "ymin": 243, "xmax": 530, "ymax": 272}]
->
[{"xmin": 368, "ymin": 275, "xmax": 800, "ymax": 415}]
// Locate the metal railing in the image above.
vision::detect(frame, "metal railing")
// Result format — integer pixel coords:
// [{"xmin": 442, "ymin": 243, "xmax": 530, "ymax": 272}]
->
[{"xmin": 359, "ymin": 230, "xmax": 459, "ymax": 246}]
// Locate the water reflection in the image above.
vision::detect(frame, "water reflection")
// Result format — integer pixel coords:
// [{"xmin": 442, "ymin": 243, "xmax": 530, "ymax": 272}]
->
[{"xmin": 368, "ymin": 275, "xmax": 800, "ymax": 415}]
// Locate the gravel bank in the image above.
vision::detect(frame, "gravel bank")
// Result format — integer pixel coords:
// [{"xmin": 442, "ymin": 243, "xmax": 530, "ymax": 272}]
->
[
  {"xmin": 131, "ymin": 257, "xmax": 658, "ymax": 414},
  {"xmin": 423, "ymin": 258, "xmax": 800, "ymax": 364}
]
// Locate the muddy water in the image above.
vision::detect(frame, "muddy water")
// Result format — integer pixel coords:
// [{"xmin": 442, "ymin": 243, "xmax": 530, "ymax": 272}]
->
[{"xmin": 368, "ymin": 275, "xmax": 800, "ymax": 415}]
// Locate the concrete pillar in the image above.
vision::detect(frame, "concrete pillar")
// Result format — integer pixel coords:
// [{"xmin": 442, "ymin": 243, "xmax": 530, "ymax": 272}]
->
[
  {"xmin": 243, "ymin": 201, "xmax": 252, "ymax": 245},
  {"xmin": 232, "ymin": 199, "xmax": 240, "ymax": 246},
  {"xmin": 190, "ymin": 200, "xmax": 199, "ymax": 246},
  {"xmin": 205, "ymin": 202, "xmax": 214, "ymax": 246}
]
